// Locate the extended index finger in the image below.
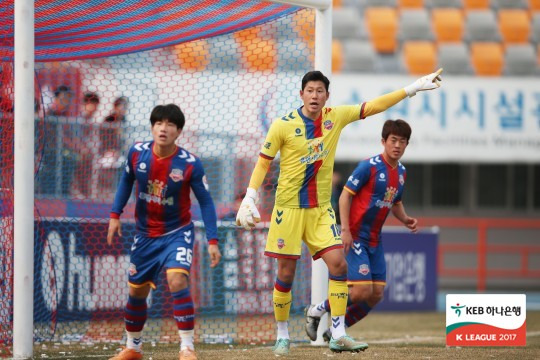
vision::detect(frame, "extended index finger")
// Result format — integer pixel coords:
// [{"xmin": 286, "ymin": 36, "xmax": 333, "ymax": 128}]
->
[{"xmin": 434, "ymin": 68, "xmax": 443, "ymax": 81}]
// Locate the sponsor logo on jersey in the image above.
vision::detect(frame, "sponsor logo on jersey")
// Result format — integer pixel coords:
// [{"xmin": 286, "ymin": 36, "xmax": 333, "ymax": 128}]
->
[
  {"xmin": 264, "ymin": 141, "xmax": 272, "ymax": 149},
  {"xmin": 139, "ymin": 179, "xmax": 174, "ymax": 205},
  {"xmin": 324, "ymin": 120, "xmax": 334, "ymax": 130},
  {"xmin": 399, "ymin": 174, "xmax": 405, "ymax": 185},
  {"xmin": 375, "ymin": 186, "xmax": 398, "ymax": 209},
  {"xmin": 300, "ymin": 138, "xmax": 329, "ymax": 164},
  {"xmin": 359, "ymin": 264, "xmax": 370, "ymax": 275},
  {"xmin": 169, "ymin": 168, "xmax": 183, "ymax": 182},
  {"xmin": 137, "ymin": 162, "xmax": 147, "ymax": 173}
]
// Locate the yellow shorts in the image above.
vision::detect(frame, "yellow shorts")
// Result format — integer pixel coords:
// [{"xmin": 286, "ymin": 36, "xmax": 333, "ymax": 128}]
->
[{"xmin": 264, "ymin": 204, "xmax": 343, "ymax": 260}]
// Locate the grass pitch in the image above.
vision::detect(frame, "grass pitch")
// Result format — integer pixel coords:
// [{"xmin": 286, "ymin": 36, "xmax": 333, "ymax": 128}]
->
[{"xmin": 29, "ymin": 311, "xmax": 540, "ymax": 360}]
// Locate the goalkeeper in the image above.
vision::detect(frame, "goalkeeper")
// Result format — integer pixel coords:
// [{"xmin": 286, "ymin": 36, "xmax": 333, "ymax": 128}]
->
[{"xmin": 236, "ymin": 69, "xmax": 442, "ymax": 355}]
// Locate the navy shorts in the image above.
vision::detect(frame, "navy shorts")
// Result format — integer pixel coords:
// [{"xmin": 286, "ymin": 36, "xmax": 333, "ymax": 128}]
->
[
  {"xmin": 346, "ymin": 240, "xmax": 387, "ymax": 286},
  {"xmin": 128, "ymin": 223, "xmax": 195, "ymax": 289}
]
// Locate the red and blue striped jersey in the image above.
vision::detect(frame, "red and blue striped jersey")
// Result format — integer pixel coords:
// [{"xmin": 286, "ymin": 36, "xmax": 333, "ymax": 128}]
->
[
  {"xmin": 344, "ymin": 154, "xmax": 407, "ymax": 247},
  {"xmin": 111, "ymin": 141, "xmax": 218, "ymax": 241}
]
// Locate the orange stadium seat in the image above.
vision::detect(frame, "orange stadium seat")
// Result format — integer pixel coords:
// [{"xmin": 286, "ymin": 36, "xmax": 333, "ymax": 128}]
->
[
  {"xmin": 234, "ymin": 28, "xmax": 277, "ymax": 71},
  {"xmin": 532, "ymin": 0, "xmax": 540, "ymax": 12},
  {"xmin": 403, "ymin": 41, "xmax": 437, "ymax": 74},
  {"xmin": 399, "ymin": 0, "xmax": 424, "ymax": 9},
  {"xmin": 498, "ymin": 9, "xmax": 531, "ymax": 44},
  {"xmin": 432, "ymin": 8, "xmax": 465, "ymax": 43},
  {"xmin": 293, "ymin": 10, "xmax": 315, "ymax": 50},
  {"xmin": 173, "ymin": 39, "xmax": 209, "ymax": 71},
  {"xmin": 463, "ymin": 0, "xmax": 490, "ymax": 11},
  {"xmin": 471, "ymin": 42, "xmax": 504, "ymax": 75},
  {"xmin": 365, "ymin": 7, "xmax": 399, "ymax": 53},
  {"xmin": 332, "ymin": 40, "xmax": 344, "ymax": 73}
]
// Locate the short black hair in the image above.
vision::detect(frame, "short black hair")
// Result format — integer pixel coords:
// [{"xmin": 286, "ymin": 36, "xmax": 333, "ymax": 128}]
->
[
  {"xmin": 83, "ymin": 92, "xmax": 100, "ymax": 104},
  {"xmin": 54, "ymin": 85, "xmax": 71, "ymax": 97},
  {"xmin": 150, "ymin": 104, "xmax": 185, "ymax": 130},
  {"xmin": 301, "ymin": 71, "xmax": 330, "ymax": 92},
  {"xmin": 382, "ymin": 119, "xmax": 412, "ymax": 142}
]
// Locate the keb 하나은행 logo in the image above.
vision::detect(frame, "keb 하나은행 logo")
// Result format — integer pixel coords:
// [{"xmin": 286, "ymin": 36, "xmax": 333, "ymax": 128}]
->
[{"xmin": 446, "ymin": 294, "xmax": 526, "ymax": 346}]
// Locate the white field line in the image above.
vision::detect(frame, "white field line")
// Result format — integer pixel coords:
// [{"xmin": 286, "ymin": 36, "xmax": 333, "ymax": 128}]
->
[{"xmin": 369, "ymin": 336, "xmax": 444, "ymax": 344}]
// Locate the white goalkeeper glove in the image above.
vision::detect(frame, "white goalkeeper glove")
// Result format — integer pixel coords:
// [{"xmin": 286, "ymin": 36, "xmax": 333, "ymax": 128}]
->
[
  {"xmin": 236, "ymin": 188, "xmax": 261, "ymax": 230},
  {"xmin": 404, "ymin": 68, "xmax": 443, "ymax": 97}
]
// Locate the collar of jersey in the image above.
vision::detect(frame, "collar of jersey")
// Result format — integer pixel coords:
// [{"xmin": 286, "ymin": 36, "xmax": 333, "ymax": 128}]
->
[
  {"xmin": 297, "ymin": 106, "xmax": 322, "ymax": 123},
  {"xmin": 151, "ymin": 142, "xmax": 179, "ymax": 160}
]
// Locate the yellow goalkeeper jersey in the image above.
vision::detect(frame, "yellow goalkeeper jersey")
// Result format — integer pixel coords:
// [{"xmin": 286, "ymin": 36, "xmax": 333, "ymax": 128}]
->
[{"xmin": 260, "ymin": 104, "xmax": 364, "ymax": 208}]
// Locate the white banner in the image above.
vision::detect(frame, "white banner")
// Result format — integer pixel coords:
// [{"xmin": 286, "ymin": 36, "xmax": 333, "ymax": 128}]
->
[
  {"xmin": 331, "ymin": 75, "xmax": 540, "ymax": 163},
  {"xmin": 446, "ymin": 294, "xmax": 526, "ymax": 346}
]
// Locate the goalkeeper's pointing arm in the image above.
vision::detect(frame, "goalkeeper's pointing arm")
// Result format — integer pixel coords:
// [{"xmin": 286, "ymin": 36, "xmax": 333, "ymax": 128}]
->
[
  {"xmin": 236, "ymin": 156, "xmax": 272, "ymax": 230},
  {"xmin": 361, "ymin": 68, "xmax": 443, "ymax": 119}
]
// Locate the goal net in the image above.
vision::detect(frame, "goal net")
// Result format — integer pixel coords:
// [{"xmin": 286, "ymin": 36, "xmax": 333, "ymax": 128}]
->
[{"xmin": 0, "ymin": 1, "xmax": 318, "ymax": 354}]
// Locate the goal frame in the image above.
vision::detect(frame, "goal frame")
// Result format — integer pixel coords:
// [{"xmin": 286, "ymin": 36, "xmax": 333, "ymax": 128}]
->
[{"xmin": 12, "ymin": 0, "xmax": 333, "ymax": 357}]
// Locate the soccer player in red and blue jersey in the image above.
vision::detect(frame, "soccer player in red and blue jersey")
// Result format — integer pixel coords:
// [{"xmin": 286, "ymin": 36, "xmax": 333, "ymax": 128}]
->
[
  {"xmin": 305, "ymin": 119, "xmax": 417, "ymax": 343},
  {"xmin": 107, "ymin": 104, "xmax": 221, "ymax": 360}
]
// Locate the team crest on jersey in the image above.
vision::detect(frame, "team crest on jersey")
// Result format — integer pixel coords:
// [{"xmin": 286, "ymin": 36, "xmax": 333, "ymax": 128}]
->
[
  {"xmin": 169, "ymin": 168, "xmax": 183, "ymax": 182},
  {"xmin": 324, "ymin": 120, "xmax": 334, "ymax": 130},
  {"xmin": 129, "ymin": 263, "xmax": 138, "ymax": 276},
  {"xmin": 399, "ymin": 174, "xmax": 405, "ymax": 185},
  {"xmin": 359, "ymin": 264, "xmax": 370, "ymax": 275},
  {"xmin": 277, "ymin": 238, "xmax": 285, "ymax": 249}
]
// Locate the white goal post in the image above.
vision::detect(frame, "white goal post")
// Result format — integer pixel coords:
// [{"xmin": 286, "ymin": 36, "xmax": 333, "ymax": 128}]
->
[
  {"xmin": 13, "ymin": 0, "xmax": 35, "ymax": 358},
  {"xmin": 12, "ymin": 1, "xmax": 332, "ymax": 357}
]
